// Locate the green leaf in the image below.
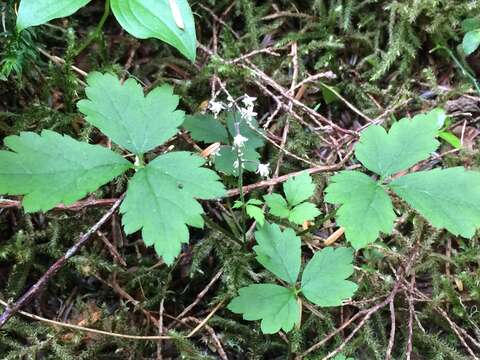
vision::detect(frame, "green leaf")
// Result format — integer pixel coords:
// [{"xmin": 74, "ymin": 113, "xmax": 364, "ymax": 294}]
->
[
  {"xmin": 462, "ymin": 18, "xmax": 480, "ymax": 33},
  {"xmin": 355, "ymin": 110, "xmax": 441, "ymax": 177},
  {"xmin": 253, "ymin": 223, "xmax": 301, "ymax": 284},
  {"xmin": 226, "ymin": 111, "xmax": 265, "ymax": 149},
  {"xmin": 183, "ymin": 114, "xmax": 229, "ymax": 143},
  {"xmin": 247, "ymin": 199, "xmax": 263, "ymax": 206},
  {"xmin": 264, "ymin": 193, "xmax": 290, "ymax": 218},
  {"xmin": 0, "ymin": 130, "xmax": 131, "ymax": 212},
  {"xmin": 246, "ymin": 205, "xmax": 265, "ymax": 226},
  {"xmin": 289, "ymin": 202, "xmax": 321, "ymax": 225},
  {"xmin": 325, "ymin": 171, "xmax": 395, "ymax": 249},
  {"xmin": 301, "ymin": 247, "xmax": 357, "ymax": 306},
  {"xmin": 78, "ymin": 72, "xmax": 184, "ymax": 156},
  {"xmin": 284, "ymin": 172, "xmax": 316, "ymax": 206},
  {"xmin": 389, "ymin": 167, "xmax": 480, "ymax": 238},
  {"xmin": 228, "ymin": 284, "xmax": 300, "ymax": 334},
  {"xmin": 439, "ymin": 131, "xmax": 462, "ymax": 149},
  {"xmin": 214, "ymin": 145, "xmax": 260, "ymax": 176},
  {"xmin": 16, "ymin": 0, "xmax": 91, "ymax": 31},
  {"xmin": 463, "ymin": 30, "xmax": 480, "ymax": 56},
  {"xmin": 110, "ymin": 0, "xmax": 197, "ymax": 61},
  {"xmin": 333, "ymin": 355, "xmax": 354, "ymax": 360},
  {"xmin": 120, "ymin": 152, "xmax": 225, "ymax": 264}
]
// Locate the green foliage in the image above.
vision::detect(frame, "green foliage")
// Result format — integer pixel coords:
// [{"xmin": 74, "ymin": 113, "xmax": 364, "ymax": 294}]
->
[
  {"xmin": 120, "ymin": 152, "xmax": 225, "ymax": 264},
  {"xmin": 390, "ymin": 167, "xmax": 480, "ymax": 238},
  {"xmin": 183, "ymin": 111, "xmax": 265, "ymax": 176},
  {"xmin": 110, "ymin": 0, "xmax": 197, "ymax": 61},
  {"xmin": 463, "ymin": 30, "xmax": 480, "ymax": 55},
  {"xmin": 183, "ymin": 114, "xmax": 229, "ymax": 143},
  {"xmin": 228, "ymin": 284, "xmax": 300, "ymax": 334},
  {"xmin": 228, "ymin": 223, "xmax": 357, "ymax": 334},
  {"xmin": 233, "ymin": 199, "xmax": 265, "ymax": 226},
  {"xmin": 325, "ymin": 109, "xmax": 480, "ymax": 248},
  {"xmin": 355, "ymin": 110, "xmax": 442, "ymax": 178},
  {"xmin": 325, "ymin": 171, "xmax": 395, "ymax": 249},
  {"xmin": 15, "ymin": 0, "xmax": 197, "ymax": 61},
  {"xmin": 78, "ymin": 72, "xmax": 184, "ymax": 156},
  {"xmin": 0, "ymin": 73, "xmax": 225, "ymax": 264},
  {"xmin": 264, "ymin": 172, "xmax": 320, "ymax": 225},
  {"xmin": 16, "ymin": 0, "xmax": 91, "ymax": 31},
  {"xmin": 301, "ymin": 247, "xmax": 358, "ymax": 307},
  {"xmin": 0, "ymin": 130, "xmax": 131, "ymax": 212}
]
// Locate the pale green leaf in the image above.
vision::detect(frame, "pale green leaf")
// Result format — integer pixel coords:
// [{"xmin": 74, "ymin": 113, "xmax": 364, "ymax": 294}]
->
[
  {"xmin": 247, "ymin": 199, "xmax": 263, "ymax": 206},
  {"xmin": 439, "ymin": 131, "xmax": 462, "ymax": 149},
  {"xmin": 246, "ymin": 205, "xmax": 265, "ymax": 226},
  {"xmin": 355, "ymin": 110, "xmax": 441, "ymax": 177},
  {"xmin": 264, "ymin": 193, "xmax": 290, "ymax": 218},
  {"xmin": 110, "ymin": 0, "xmax": 197, "ymax": 61},
  {"xmin": 463, "ymin": 30, "xmax": 480, "ymax": 56},
  {"xmin": 463, "ymin": 18, "xmax": 480, "ymax": 32},
  {"xmin": 289, "ymin": 202, "xmax": 320, "ymax": 225},
  {"xmin": 214, "ymin": 145, "xmax": 260, "ymax": 176},
  {"xmin": 333, "ymin": 355, "xmax": 354, "ymax": 360},
  {"xmin": 120, "ymin": 152, "xmax": 225, "ymax": 265},
  {"xmin": 16, "ymin": 0, "xmax": 91, "ymax": 31},
  {"xmin": 228, "ymin": 284, "xmax": 300, "ymax": 334},
  {"xmin": 78, "ymin": 72, "xmax": 184, "ymax": 156},
  {"xmin": 183, "ymin": 114, "xmax": 229, "ymax": 143},
  {"xmin": 253, "ymin": 223, "xmax": 301, "ymax": 284},
  {"xmin": 0, "ymin": 130, "xmax": 131, "ymax": 212},
  {"xmin": 325, "ymin": 171, "xmax": 395, "ymax": 249},
  {"xmin": 301, "ymin": 247, "xmax": 357, "ymax": 306},
  {"xmin": 226, "ymin": 111, "xmax": 265, "ymax": 149},
  {"xmin": 390, "ymin": 167, "xmax": 480, "ymax": 238},
  {"xmin": 284, "ymin": 172, "xmax": 316, "ymax": 206}
]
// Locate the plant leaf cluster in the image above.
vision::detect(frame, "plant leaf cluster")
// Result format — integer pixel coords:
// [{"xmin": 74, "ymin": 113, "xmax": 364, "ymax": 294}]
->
[
  {"xmin": 183, "ymin": 112, "xmax": 265, "ymax": 176},
  {"xmin": 228, "ymin": 223, "xmax": 357, "ymax": 334},
  {"xmin": 325, "ymin": 109, "xmax": 480, "ymax": 249},
  {"xmin": 15, "ymin": 0, "xmax": 197, "ymax": 61},
  {"xmin": 0, "ymin": 72, "xmax": 225, "ymax": 265}
]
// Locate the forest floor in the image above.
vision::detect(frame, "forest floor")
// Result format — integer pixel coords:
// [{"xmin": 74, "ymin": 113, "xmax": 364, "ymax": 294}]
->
[{"xmin": 1, "ymin": 1, "xmax": 480, "ymax": 359}]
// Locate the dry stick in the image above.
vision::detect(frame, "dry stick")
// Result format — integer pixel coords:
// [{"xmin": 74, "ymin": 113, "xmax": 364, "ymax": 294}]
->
[
  {"xmin": 0, "ymin": 157, "xmax": 353, "ymax": 211},
  {"xmin": 0, "ymin": 195, "xmax": 125, "ymax": 328},
  {"xmin": 300, "ymin": 242, "xmax": 421, "ymax": 359},
  {"xmin": 406, "ymin": 275, "xmax": 415, "ymax": 360},
  {"xmin": 175, "ymin": 270, "xmax": 224, "ymax": 320},
  {"xmin": 0, "ymin": 298, "xmax": 225, "ymax": 341},
  {"xmin": 385, "ymin": 299, "xmax": 396, "ymax": 360}
]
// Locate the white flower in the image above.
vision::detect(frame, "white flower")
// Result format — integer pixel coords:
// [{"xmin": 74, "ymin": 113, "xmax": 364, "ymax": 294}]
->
[
  {"xmin": 242, "ymin": 94, "xmax": 257, "ymax": 109},
  {"xmin": 233, "ymin": 133, "xmax": 248, "ymax": 148},
  {"xmin": 209, "ymin": 100, "xmax": 225, "ymax": 118},
  {"xmin": 256, "ymin": 163, "xmax": 270, "ymax": 178},
  {"xmin": 239, "ymin": 106, "xmax": 258, "ymax": 123}
]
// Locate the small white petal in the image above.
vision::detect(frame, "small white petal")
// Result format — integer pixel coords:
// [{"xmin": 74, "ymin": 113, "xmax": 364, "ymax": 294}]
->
[
  {"xmin": 233, "ymin": 133, "xmax": 248, "ymax": 148},
  {"xmin": 256, "ymin": 163, "xmax": 270, "ymax": 178}
]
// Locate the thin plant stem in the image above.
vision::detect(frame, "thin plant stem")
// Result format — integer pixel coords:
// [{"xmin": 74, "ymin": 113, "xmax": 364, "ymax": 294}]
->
[
  {"xmin": 75, "ymin": 0, "xmax": 111, "ymax": 56},
  {"xmin": 431, "ymin": 45, "xmax": 480, "ymax": 94},
  {"xmin": 233, "ymin": 116, "xmax": 248, "ymax": 245}
]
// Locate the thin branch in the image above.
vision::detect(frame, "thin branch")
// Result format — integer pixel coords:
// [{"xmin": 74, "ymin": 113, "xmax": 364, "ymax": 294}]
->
[{"xmin": 0, "ymin": 195, "xmax": 125, "ymax": 327}]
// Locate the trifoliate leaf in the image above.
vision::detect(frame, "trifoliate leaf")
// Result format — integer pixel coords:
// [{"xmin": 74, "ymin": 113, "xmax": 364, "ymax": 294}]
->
[
  {"xmin": 325, "ymin": 171, "xmax": 395, "ymax": 249},
  {"xmin": 0, "ymin": 130, "xmax": 131, "ymax": 212},
  {"xmin": 389, "ymin": 167, "xmax": 480, "ymax": 238},
  {"xmin": 253, "ymin": 223, "xmax": 301, "ymax": 284},
  {"xmin": 214, "ymin": 145, "xmax": 260, "ymax": 176},
  {"xmin": 300, "ymin": 247, "xmax": 357, "ymax": 306},
  {"xmin": 78, "ymin": 72, "xmax": 184, "ymax": 156},
  {"xmin": 110, "ymin": 0, "xmax": 197, "ymax": 61},
  {"xmin": 284, "ymin": 172, "xmax": 316, "ymax": 206},
  {"xmin": 226, "ymin": 112, "xmax": 265, "ymax": 149},
  {"xmin": 246, "ymin": 205, "xmax": 265, "ymax": 226},
  {"xmin": 288, "ymin": 202, "xmax": 321, "ymax": 225},
  {"xmin": 355, "ymin": 110, "xmax": 441, "ymax": 178},
  {"xmin": 183, "ymin": 114, "xmax": 229, "ymax": 143},
  {"xmin": 120, "ymin": 152, "xmax": 225, "ymax": 264},
  {"xmin": 264, "ymin": 193, "xmax": 290, "ymax": 218},
  {"xmin": 228, "ymin": 284, "xmax": 300, "ymax": 334},
  {"xmin": 463, "ymin": 30, "xmax": 480, "ymax": 56},
  {"xmin": 16, "ymin": 0, "xmax": 91, "ymax": 31}
]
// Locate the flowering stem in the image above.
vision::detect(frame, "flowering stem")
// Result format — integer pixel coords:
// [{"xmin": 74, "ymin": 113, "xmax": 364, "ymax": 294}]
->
[{"xmin": 233, "ymin": 119, "xmax": 248, "ymax": 244}]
